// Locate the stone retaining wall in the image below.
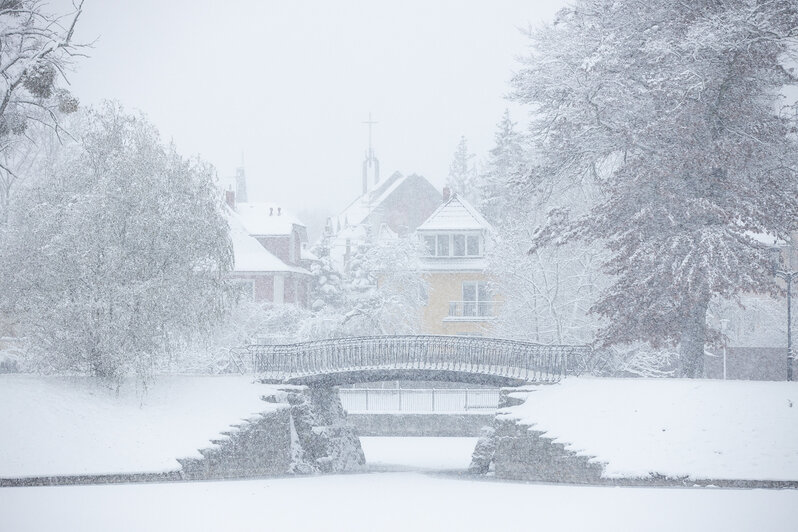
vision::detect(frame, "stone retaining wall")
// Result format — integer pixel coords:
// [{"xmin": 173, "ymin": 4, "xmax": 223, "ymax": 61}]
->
[{"xmin": 349, "ymin": 413, "xmax": 493, "ymax": 437}]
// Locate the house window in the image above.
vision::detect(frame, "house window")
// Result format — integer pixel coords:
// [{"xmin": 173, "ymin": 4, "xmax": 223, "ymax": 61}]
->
[
  {"xmin": 453, "ymin": 234, "xmax": 466, "ymax": 256},
  {"xmin": 423, "ymin": 235, "xmax": 436, "ymax": 256},
  {"xmin": 466, "ymin": 235, "xmax": 480, "ymax": 256},
  {"xmin": 436, "ymin": 234, "xmax": 450, "ymax": 256},
  {"xmin": 462, "ymin": 281, "xmax": 490, "ymax": 317}
]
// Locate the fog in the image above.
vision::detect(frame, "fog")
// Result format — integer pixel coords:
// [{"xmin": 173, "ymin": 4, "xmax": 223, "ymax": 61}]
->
[{"xmin": 64, "ymin": 0, "xmax": 564, "ymax": 216}]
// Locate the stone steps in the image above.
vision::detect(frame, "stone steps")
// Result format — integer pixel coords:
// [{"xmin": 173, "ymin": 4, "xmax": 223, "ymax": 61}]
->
[
  {"xmin": 471, "ymin": 388, "xmax": 605, "ymax": 483},
  {"xmin": 177, "ymin": 385, "xmax": 365, "ymax": 481}
]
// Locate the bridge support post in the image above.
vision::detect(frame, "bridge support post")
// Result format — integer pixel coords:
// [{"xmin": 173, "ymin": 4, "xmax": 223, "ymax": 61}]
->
[{"xmin": 283, "ymin": 385, "xmax": 366, "ymax": 474}]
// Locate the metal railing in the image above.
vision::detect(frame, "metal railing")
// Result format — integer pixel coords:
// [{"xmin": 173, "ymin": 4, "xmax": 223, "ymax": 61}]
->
[
  {"xmin": 247, "ymin": 334, "xmax": 588, "ymax": 384},
  {"xmin": 447, "ymin": 300, "xmax": 501, "ymax": 318},
  {"xmin": 340, "ymin": 388, "xmax": 500, "ymax": 413}
]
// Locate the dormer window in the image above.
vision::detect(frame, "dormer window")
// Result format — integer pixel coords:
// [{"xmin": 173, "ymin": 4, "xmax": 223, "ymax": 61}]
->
[
  {"xmin": 422, "ymin": 233, "xmax": 482, "ymax": 257},
  {"xmin": 467, "ymin": 235, "xmax": 480, "ymax": 255},
  {"xmin": 453, "ymin": 235, "xmax": 465, "ymax": 256},
  {"xmin": 437, "ymin": 235, "xmax": 450, "ymax": 256}
]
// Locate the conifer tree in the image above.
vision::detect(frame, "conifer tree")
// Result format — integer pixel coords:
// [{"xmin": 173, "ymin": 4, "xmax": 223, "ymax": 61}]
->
[
  {"xmin": 513, "ymin": 0, "xmax": 798, "ymax": 377},
  {"xmin": 446, "ymin": 136, "xmax": 478, "ymax": 205},
  {"xmin": 478, "ymin": 109, "xmax": 524, "ymax": 224}
]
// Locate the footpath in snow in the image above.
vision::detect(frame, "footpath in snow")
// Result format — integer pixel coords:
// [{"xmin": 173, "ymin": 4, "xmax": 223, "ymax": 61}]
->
[
  {"xmin": 504, "ymin": 377, "xmax": 798, "ymax": 481},
  {"xmin": 0, "ymin": 375, "xmax": 281, "ymax": 478}
]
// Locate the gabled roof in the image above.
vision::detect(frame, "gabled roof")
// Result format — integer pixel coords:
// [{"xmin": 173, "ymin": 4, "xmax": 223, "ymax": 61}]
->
[
  {"xmin": 225, "ymin": 208, "xmax": 309, "ymax": 275},
  {"xmin": 234, "ymin": 202, "xmax": 303, "ymax": 236},
  {"xmin": 416, "ymin": 193, "xmax": 494, "ymax": 232},
  {"xmin": 336, "ymin": 171, "xmax": 406, "ymax": 228}
]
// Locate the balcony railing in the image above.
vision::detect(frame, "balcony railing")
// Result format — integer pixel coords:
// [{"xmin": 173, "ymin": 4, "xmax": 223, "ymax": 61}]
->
[{"xmin": 447, "ymin": 300, "xmax": 500, "ymax": 319}]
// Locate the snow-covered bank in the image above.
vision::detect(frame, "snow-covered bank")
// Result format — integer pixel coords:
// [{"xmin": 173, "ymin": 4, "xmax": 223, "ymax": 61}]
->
[
  {"xmin": 503, "ymin": 378, "xmax": 798, "ymax": 481},
  {"xmin": 2, "ymin": 472, "xmax": 797, "ymax": 532},
  {"xmin": 0, "ymin": 375, "xmax": 280, "ymax": 477}
]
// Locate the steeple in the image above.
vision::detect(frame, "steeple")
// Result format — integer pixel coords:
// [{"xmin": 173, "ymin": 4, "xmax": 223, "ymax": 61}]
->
[
  {"xmin": 235, "ymin": 166, "xmax": 248, "ymax": 203},
  {"xmin": 361, "ymin": 112, "xmax": 379, "ymax": 195}
]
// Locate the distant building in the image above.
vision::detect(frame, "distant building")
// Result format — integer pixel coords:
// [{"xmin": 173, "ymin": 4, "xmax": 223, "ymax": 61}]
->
[
  {"xmin": 223, "ymin": 174, "xmax": 314, "ymax": 307},
  {"xmin": 416, "ymin": 189, "xmax": 500, "ymax": 336},
  {"xmin": 323, "ymin": 115, "xmax": 441, "ymax": 270}
]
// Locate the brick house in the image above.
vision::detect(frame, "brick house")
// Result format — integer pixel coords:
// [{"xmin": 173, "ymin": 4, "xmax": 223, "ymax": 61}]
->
[{"xmin": 224, "ymin": 190, "xmax": 314, "ymax": 306}]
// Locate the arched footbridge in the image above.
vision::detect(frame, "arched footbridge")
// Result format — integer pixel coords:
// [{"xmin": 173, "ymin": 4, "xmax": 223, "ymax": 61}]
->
[{"xmin": 246, "ymin": 335, "xmax": 590, "ymax": 386}]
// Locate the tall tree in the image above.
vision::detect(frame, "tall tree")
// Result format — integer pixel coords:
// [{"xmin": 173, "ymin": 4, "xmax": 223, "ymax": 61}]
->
[
  {"xmin": 513, "ymin": 0, "xmax": 798, "ymax": 377},
  {"xmin": 0, "ymin": 103, "xmax": 233, "ymax": 385},
  {"xmin": 478, "ymin": 109, "xmax": 524, "ymax": 224},
  {"xmin": 446, "ymin": 136, "xmax": 478, "ymax": 205},
  {"xmin": 0, "ymin": 0, "xmax": 85, "ymax": 223}
]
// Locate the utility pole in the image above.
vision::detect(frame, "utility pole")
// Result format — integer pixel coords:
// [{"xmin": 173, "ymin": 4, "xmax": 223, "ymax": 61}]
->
[{"xmin": 775, "ymin": 270, "xmax": 798, "ymax": 381}]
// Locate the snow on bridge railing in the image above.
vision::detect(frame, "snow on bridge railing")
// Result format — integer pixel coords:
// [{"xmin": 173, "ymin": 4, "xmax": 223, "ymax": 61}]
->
[{"xmin": 245, "ymin": 335, "xmax": 590, "ymax": 384}]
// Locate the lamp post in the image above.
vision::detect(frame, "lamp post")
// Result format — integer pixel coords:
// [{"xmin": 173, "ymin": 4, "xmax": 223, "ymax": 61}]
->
[
  {"xmin": 775, "ymin": 270, "xmax": 798, "ymax": 381},
  {"xmin": 719, "ymin": 318, "xmax": 729, "ymax": 380}
]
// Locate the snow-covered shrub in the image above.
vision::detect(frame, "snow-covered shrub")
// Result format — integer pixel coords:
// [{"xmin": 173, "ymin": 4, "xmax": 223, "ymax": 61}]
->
[{"xmin": 583, "ymin": 344, "xmax": 677, "ymax": 378}]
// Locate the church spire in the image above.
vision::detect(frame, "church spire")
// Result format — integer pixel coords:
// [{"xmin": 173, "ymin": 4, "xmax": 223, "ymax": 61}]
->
[
  {"xmin": 235, "ymin": 161, "xmax": 248, "ymax": 203},
  {"xmin": 361, "ymin": 112, "xmax": 380, "ymax": 194}
]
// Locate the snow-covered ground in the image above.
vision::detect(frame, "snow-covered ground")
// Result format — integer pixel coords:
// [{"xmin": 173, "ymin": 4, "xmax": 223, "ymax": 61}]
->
[
  {"xmin": 0, "ymin": 375, "xmax": 280, "ymax": 477},
  {"xmin": 2, "ymin": 472, "xmax": 796, "ymax": 532},
  {"xmin": 505, "ymin": 378, "xmax": 798, "ymax": 480},
  {"xmin": 361, "ymin": 437, "xmax": 478, "ymax": 470}
]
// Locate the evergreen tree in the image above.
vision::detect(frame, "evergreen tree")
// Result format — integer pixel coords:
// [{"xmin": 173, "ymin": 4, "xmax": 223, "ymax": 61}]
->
[
  {"xmin": 446, "ymin": 136, "xmax": 478, "ymax": 205},
  {"xmin": 513, "ymin": 0, "xmax": 798, "ymax": 377},
  {"xmin": 478, "ymin": 109, "xmax": 524, "ymax": 224},
  {"xmin": 309, "ymin": 233, "xmax": 345, "ymax": 312}
]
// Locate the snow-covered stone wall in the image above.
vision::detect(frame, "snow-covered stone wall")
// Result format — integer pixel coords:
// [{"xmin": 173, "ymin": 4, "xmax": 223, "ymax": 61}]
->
[{"xmin": 180, "ymin": 385, "xmax": 365, "ymax": 479}]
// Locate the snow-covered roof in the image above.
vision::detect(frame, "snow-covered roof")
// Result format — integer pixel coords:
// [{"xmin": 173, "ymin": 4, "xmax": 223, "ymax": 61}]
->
[
  {"xmin": 336, "ymin": 171, "xmax": 406, "ymax": 229},
  {"xmin": 301, "ymin": 245, "xmax": 320, "ymax": 263},
  {"xmin": 234, "ymin": 202, "xmax": 304, "ymax": 236},
  {"xmin": 416, "ymin": 193, "xmax": 493, "ymax": 232},
  {"xmin": 226, "ymin": 208, "xmax": 309, "ymax": 275}
]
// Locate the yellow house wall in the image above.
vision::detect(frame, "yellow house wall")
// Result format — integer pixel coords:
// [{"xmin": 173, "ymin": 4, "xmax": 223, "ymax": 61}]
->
[{"xmin": 421, "ymin": 271, "xmax": 501, "ymax": 336}]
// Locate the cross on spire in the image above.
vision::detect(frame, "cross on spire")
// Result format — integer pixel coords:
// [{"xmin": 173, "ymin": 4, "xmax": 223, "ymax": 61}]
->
[
  {"xmin": 360, "ymin": 112, "xmax": 380, "ymax": 194},
  {"xmin": 362, "ymin": 112, "xmax": 378, "ymax": 157}
]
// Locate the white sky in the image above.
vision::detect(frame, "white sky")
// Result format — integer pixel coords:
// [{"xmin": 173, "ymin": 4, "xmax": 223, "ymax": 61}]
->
[{"xmin": 61, "ymin": 0, "xmax": 565, "ymax": 222}]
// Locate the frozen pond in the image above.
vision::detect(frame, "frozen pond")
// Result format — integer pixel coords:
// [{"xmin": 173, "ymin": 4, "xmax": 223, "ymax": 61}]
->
[
  {"xmin": 2, "ymin": 437, "xmax": 796, "ymax": 531},
  {"xmin": 360, "ymin": 436, "xmax": 479, "ymax": 470}
]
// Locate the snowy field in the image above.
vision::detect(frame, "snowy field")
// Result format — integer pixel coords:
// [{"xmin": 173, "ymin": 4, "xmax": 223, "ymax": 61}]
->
[
  {"xmin": 505, "ymin": 378, "xmax": 798, "ymax": 480},
  {"xmin": 1, "ymin": 472, "xmax": 796, "ymax": 532},
  {"xmin": 0, "ymin": 375, "xmax": 280, "ymax": 477}
]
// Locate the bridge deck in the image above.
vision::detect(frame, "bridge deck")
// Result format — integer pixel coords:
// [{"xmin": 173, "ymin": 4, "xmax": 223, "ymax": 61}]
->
[{"xmin": 246, "ymin": 335, "xmax": 588, "ymax": 386}]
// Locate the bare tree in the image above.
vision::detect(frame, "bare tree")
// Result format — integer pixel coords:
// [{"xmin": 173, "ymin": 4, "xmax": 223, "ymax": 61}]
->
[{"xmin": 0, "ymin": 0, "xmax": 86, "ymax": 223}]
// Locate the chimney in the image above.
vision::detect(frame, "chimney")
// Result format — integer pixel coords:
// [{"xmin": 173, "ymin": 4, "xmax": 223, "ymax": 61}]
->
[
  {"xmin": 442, "ymin": 186, "xmax": 451, "ymax": 202},
  {"xmin": 269, "ymin": 207, "xmax": 274, "ymax": 216},
  {"xmin": 225, "ymin": 189, "xmax": 235, "ymax": 210}
]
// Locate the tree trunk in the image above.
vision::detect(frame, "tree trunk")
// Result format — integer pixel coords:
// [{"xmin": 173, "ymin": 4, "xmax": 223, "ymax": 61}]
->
[{"xmin": 679, "ymin": 297, "xmax": 709, "ymax": 378}]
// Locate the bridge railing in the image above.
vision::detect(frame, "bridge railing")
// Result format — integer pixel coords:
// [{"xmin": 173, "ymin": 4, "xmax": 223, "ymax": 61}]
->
[{"xmin": 246, "ymin": 335, "xmax": 589, "ymax": 383}]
